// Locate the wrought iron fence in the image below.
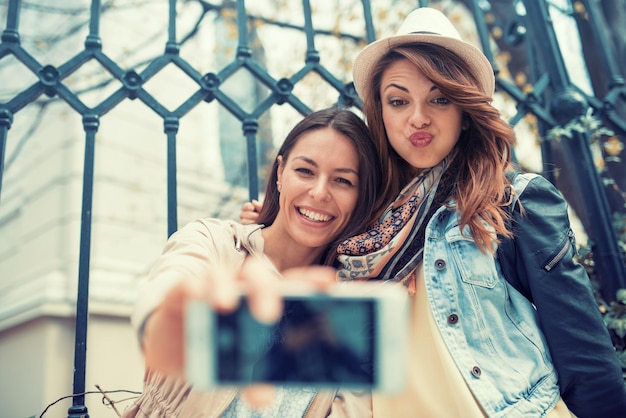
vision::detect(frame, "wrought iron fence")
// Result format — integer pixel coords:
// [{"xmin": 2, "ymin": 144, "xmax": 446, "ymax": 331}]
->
[{"xmin": 0, "ymin": 0, "xmax": 625, "ymax": 416}]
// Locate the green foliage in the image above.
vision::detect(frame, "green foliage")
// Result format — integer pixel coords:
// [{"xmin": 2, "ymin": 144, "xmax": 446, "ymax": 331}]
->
[
  {"xmin": 604, "ymin": 289, "xmax": 626, "ymax": 374},
  {"xmin": 576, "ymin": 244, "xmax": 626, "ymax": 375},
  {"xmin": 613, "ymin": 212, "xmax": 626, "ymax": 255}
]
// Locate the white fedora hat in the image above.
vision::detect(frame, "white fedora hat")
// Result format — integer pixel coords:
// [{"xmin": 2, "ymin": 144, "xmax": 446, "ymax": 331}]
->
[{"xmin": 352, "ymin": 7, "xmax": 495, "ymax": 98}]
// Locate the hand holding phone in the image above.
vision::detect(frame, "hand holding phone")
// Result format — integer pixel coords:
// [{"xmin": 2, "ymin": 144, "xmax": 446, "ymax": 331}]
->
[
  {"xmin": 141, "ymin": 257, "xmax": 311, "ymax": 378},
  {"xmin": 186, "ymin": 281, "xmax": 409, "ymax": 393}
]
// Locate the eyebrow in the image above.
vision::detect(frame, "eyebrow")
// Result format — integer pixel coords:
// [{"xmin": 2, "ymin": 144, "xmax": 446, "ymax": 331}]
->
[
  {"xmin": 293, "ymin": 156, "xmax": 359, "ymax": 175},
  {"xmin": 383, "ymin": 83, "xmax": 439, "ymax": 93}
]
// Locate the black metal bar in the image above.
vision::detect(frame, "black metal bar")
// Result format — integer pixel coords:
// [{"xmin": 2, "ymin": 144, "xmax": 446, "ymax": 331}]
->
[
  {"xmin": 165, "ymin": 117, "xmax": 179, "ymax": 237},
  {"xmin": 522, "ymin": 0, "xmax": 570, "ymax": 91},
  {"xmin": 469, "ymin": 0, "xmax": 498, "ymax": 75},
  {"xmin": 580, "ymin": 0, "xmax": 625, "ymax": 90},
  {"xmin": 361, "ymin": 0, "xmax": 376, "ymax": 44},
  {"xmin": 577, "ymin": 0, "xmax": 626, "ymax": 137},
  {"xmin": 232, "ymin": 0, "xmax": 259, "ymax": 200},
  {"xmin": 495, "ymin": 76, "xmax": 556, "ymax": 126},
  {"xmin": 1, "ymin": 0, "xmax": 21, "ymax": 44},
  {"xmin": 315, "ymin": 64, "xmax": 356, "ymax": 95},
  {"xmin": 529, "ymin": 46, "xmax": 557, "ymax": 184},
  {"xmin": 0, "ymin": 108, "xmax": 11, "ymax": 204},
  {"xmin": 244, "ymin": 58, "xmax": 282, "ymax": 90},
  {"xmin": 67, "ymin": 114, "xmax": 98, "ymax": 418},
  {"xmin": 66, "ymin": 2, "xmax": 102, "ymax": 415},
  {"xmin": 243, "ymin": 118, "xmax": 259, "ymax": 201},
  {"xmin": 166, "ymin": 0, "xmax": 179, "ymax": 54},
  {"xmin": 523, "ymin": 0, "xmax": 626, "ymax": 300},
  {"xmin": 85, "ymin": 0, "xmax": 101, "ymax": 49},
  {"xmin": 214, "ymin": 86, "xmax": 247, "ymax": 121},
  {"xmin": 236, "ymin": 0, "xmax": 251, "ymax": 58},
  {"xmin": 302, "ymin": 0, "xmax": 320, "ymax": 64}
]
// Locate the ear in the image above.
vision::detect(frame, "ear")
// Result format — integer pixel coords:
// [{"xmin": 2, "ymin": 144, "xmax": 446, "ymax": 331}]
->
[
  {"xmin": 462, "ymin": 114, "xmax": 470, "ymax": 130},
  {"xmin": 276, "ymin": 155, "xmax": 284, "ymax": 185}
]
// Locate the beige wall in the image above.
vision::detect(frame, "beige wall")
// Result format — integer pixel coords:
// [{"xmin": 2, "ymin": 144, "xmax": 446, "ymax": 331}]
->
[{"xmin": 0, "ymin": 313, "xmax": 144, "ymax": 418}]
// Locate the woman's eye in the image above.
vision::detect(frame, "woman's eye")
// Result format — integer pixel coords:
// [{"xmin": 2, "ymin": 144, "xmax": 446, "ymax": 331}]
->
[
  {"xmin": 336, "ymin": 177, "xmax": 355, "ymax": 187},
  {"xmin": 295, "ymin": 167, "xmax": 314, "ymax": 175},
  {"xmin": 432, "ymin": 97, "xmax": 451, "ymax": 105},
  {"xmin": 387, "ymin": 98, "xmax": 407, "ymax": 107}
]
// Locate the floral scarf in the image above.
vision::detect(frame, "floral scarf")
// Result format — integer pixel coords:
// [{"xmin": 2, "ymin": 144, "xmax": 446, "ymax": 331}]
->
[{"xmin": 336, "ymin": 156, "xmax": 452, "ymax": 291}]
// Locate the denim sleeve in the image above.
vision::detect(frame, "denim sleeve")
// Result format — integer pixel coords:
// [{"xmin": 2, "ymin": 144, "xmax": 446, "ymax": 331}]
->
[{"xmin": 503, "ymin": 174, "xmax": 626, "ymax": 418}]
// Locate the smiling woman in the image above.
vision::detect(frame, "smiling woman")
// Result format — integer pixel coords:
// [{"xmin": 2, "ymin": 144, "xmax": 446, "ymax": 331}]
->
[
  {"xmin": 263, "ymin": 127, "xmax": 361, "ymax": 267},
  {"xmin": 122, "ymin": 107, "xmax": 382, "ymax": 418},
  {"xmin": 255, "ymin": 108, "xmax": 381, "ymax": 267}
]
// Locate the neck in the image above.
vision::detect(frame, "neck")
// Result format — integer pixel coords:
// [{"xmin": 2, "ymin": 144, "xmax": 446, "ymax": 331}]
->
[{"xmin": 261, "ymin": 227, "xmax": 326, "ymax": 272}]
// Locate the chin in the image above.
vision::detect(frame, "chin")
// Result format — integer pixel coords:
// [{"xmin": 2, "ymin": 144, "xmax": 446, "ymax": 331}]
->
[
  {"xmin": 297, "ymin": 236, "xmax": 334, "ymax": 250},
  {"xmin": 303, "ymin": 239, "xmax": 331, "ymax": 249}
]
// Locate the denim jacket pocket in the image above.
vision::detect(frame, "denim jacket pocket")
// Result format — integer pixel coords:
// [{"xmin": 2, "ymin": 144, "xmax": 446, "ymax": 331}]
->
[{"xmin": 445, "ymin": 226, "xmax": 498, "ymax": 288}]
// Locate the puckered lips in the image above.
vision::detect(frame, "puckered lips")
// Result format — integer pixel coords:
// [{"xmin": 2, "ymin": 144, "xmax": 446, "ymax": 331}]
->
[
  {"xmin": 297, "ymin": 206, "xmax": 335, "ymax": 224},
  {"xmin": 409, "ymin": 131, "xmax": 433, "ymax": 147}
]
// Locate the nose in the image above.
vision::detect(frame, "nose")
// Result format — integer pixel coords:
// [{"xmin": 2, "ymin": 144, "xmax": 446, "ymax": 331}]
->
[
  {"xmin": 409, "ymin": 104, "xmax": 430, "ymax": 129},
  {"xmin": 309, "ymin": 178, "xmax": 331, "ymax": 201}
]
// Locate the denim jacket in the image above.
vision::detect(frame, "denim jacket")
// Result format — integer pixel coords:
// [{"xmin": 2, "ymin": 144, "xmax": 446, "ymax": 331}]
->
[
  {"xmin": 421, "ymin": 173, "xmax": 625, "ymax": 418},
  {"xmin": 422, "ymin": 201, "xmax": 561, "ymax": 417}
]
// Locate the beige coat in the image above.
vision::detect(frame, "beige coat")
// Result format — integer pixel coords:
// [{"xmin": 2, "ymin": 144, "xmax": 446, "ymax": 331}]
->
[{"xmin": 122, "ymin": 218, "xmax": 371, "ymax": 418}]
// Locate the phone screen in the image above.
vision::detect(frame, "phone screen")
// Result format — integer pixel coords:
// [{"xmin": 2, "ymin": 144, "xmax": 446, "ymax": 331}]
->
[{"xmin": 213, "ymin": 296, "xmax": 376, "ymax": 386}]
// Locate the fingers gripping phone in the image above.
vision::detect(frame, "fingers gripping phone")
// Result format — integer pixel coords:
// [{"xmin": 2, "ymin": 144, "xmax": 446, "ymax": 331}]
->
[{"xmin": 185, "ymin": 281, "xmax": 409, "ymax": 393}]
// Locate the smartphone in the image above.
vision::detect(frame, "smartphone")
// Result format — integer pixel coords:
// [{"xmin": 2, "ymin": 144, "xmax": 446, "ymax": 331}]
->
[{"xmin": 185, "ymin": 281, "xmax": 409, "ymax": 393}]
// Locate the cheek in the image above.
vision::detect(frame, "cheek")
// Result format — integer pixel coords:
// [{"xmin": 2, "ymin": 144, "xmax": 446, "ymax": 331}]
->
[
  {"xmin": 382, "ymin": 110, "xmax": 396, "ymax": 133},
  {"xmin": 383, "ymin": 112, "xmax": 404, "ymax": 143},
  {"xmin": 278, "ymin": 184, "xmax": 289, "ymax": 209},
  {"xmin": 450, "ymin": 126, "xmax": 463, "ymax": 147},
  {"xmin": 385, "ymin": 132, "xmax": 403, "ymax": 156},
  {"xmin": 450, "ymin": 113, "xmax": 464, "ymax": 134},
  {"xmin": 342, "ymin": 193, "xmax": 360, "ymax": 217}
]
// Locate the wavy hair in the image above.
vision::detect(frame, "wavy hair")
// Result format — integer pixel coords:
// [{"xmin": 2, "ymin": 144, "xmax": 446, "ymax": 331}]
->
[
  {"xmin": 257, "ymin": 107, "xmax": 381, "ymax": 265},
  {"xmin": 362, "ymin": 43, "xmax": 516, "ymax": 253}
]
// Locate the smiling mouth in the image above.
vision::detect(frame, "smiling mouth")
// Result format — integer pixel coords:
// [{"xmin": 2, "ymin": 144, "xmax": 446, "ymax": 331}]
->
[{"xmin": 298, "ymin": 207, "xmax": 334, "ymax": 222}]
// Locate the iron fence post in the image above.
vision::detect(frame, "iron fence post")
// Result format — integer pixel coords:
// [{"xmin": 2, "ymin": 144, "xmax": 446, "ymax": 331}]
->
[
  {"xmin": 165, "ymin": 117, "xmax": 179, "ymax": 237},
  {"xmin": 580, "ymin": 0, "xmax": 625, "ymax": 90},
  {"xmin": 523, "ymin": 0, "xmax": 626, "ymax": 300},
  {"xmin": 67, "ymin": 114, "xmax": 99, "ymax": 418},
  {"xmin": 0, "ymin": 108, "xmax": 12, "ymax": 204},
  {"xmin": 243, "ymin": 118, "xmax": 259, "ymax": 201}
]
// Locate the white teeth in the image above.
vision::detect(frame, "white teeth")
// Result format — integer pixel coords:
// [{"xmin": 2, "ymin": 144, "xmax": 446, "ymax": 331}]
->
[{"xmin": 298, "ymin": 208, "xmax": 333, "ymax": 222}]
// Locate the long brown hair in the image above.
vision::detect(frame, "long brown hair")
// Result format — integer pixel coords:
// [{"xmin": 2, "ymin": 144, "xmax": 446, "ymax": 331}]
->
[
  {"xmin": 362, "ymin": 43, "xmax": 515, "ymax": 253},
  {"xmin": 257, "ymin": 107, "xmax": 381, "ymax": 265}
]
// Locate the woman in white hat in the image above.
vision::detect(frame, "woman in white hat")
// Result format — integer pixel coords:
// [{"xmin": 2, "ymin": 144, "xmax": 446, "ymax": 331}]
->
[
  {"xmin": 346, "ymin": 6, "xmax": 625, "ymax": 418},
  {"xmin": 242, "ymin": 7, "xmax": 626, "ymax": 418}
]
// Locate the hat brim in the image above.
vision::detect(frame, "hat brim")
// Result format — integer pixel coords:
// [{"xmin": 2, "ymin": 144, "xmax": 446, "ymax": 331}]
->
[{"xmin": 352, "ymin": 33, "xmax": 495, "ymax": 98}]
